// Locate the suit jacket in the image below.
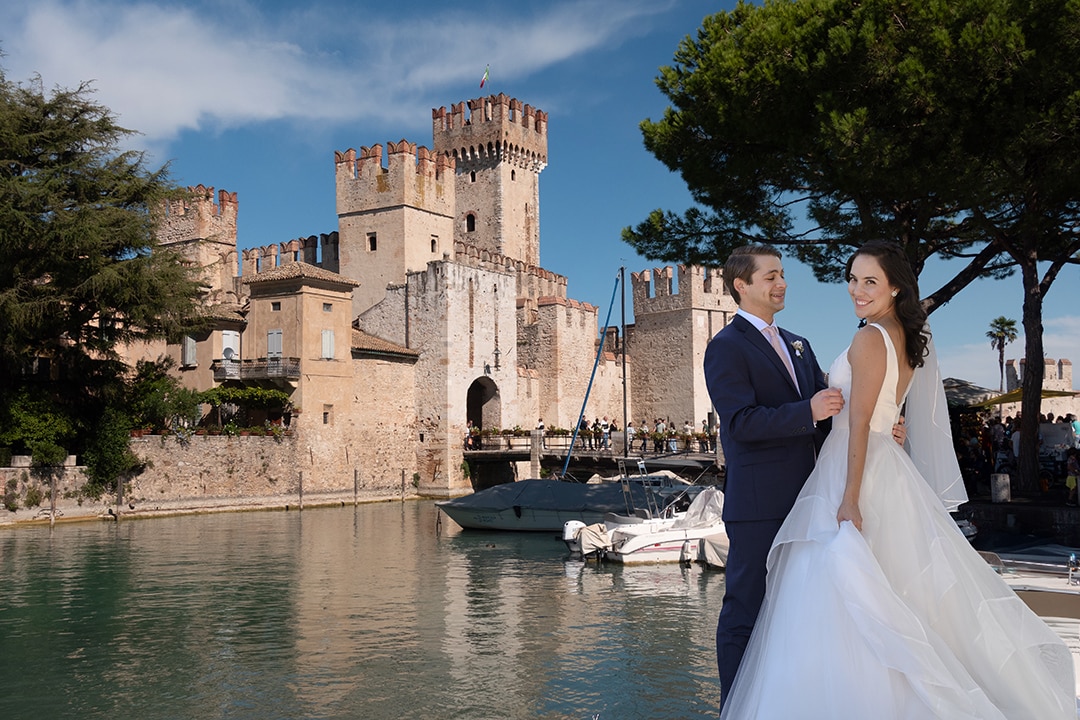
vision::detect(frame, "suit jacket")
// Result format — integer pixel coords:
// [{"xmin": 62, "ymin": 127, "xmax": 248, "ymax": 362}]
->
[{"xmin": 704, "ymin": 314, "xmax": 829, "ymax": 522}]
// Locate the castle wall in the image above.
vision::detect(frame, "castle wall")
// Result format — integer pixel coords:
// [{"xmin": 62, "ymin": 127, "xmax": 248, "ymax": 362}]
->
[
  {"xmin": 521, "ymin": 297, "xmax": 625, "ymax": 430},
  {"xmin": 358, "ymin": 259, "xmax": 519, "ymax": 495},
  {"xmin": 1001, "ymin": 358, "xmax": 1078, "ymax": 419},
  {"xmin": 629, "ymin": 266, "xmax": 737, "ymax": 428}
]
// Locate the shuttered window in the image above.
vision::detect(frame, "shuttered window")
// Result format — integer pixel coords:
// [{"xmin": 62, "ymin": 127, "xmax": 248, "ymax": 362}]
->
[
  {"xmin": 267, "ymin": 329, "xmax": 283, "ymax": 359},
  {"xmin": 181, "ymin": 335, "xmax": 197, "ymax": 367}
]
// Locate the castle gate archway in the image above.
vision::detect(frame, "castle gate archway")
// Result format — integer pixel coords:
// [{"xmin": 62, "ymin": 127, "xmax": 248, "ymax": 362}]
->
[
  {"xmin": 465, "ymin": 377, "xmax": 515, "ymax": 490},
  {"xmin": 466, "ymin": 376, "xmax": 501, "ymax": 432}
]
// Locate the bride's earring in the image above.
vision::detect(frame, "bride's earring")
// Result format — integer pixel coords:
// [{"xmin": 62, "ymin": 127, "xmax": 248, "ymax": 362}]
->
[{"xmin": 891, "ymin": 290, "xmax": 898, "ymax": 297}]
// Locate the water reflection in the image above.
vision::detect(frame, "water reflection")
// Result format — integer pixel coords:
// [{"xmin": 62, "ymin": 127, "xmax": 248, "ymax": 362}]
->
[{"xmin": 0, "ymin": 503, "xmax": 723, "ymax": 720}]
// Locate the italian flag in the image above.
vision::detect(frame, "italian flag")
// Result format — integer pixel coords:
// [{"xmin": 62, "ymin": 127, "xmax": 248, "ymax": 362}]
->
[{"xmin": 480, "ymin": 65, "xmax": 489, "ymax": 88}]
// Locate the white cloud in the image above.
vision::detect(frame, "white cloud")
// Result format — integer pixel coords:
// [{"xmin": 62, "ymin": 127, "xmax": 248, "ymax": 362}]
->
[{"xmin": 0, "ymin": 0, "xmax": 666, "ymax": 148}]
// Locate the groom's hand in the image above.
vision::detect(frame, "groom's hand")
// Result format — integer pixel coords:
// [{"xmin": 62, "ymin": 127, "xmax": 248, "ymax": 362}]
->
[
  {"xmin": 810, "ymin": 388, "xmax": 844, "ymax": 422},
  {"xmin": 892, "ymin": 416, "xmax": 907, "ymax": 447}
]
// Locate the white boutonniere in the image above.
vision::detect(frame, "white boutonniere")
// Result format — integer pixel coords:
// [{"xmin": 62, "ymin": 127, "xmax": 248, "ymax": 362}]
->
[{"xmin": 791, "ymin": 340, "xmax": 804, "ymax": 358}]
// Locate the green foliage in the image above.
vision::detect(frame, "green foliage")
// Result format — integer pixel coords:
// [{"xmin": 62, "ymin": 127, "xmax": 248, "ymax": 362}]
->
[
  {"xmin": 0, "ymin": 390, "xmax": 73, "ymax": 455},
  {"xmin": 82, "ymin": 407, "xmax": 141, "ymax": 489},
  {"xmin": 29, "ymin": 440, "xmax": 66, "ymax": 468},
  {"xmin": 199, "ymin": 386, "xmax": 293, "ymax": 410},
  {"xmin": 23, "ymin": 483, "xmax": 44, "ymax": 508},
  {"xmin": 3, "ymin": 478, "xmax": 17, "ymax": 512},
  {"xmin": 626, "ymin": 0, "xmax": 1080, "ymax": 304},
  {"xmin": 128, "ymin": 358, "xmax": 202, "ymax": 431}
]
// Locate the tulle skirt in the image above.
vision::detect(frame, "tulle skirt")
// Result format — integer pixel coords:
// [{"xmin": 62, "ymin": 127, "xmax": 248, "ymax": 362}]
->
[{"xmin": 719, "ymin": 429, "xmax": 1076, "ymax": 720}]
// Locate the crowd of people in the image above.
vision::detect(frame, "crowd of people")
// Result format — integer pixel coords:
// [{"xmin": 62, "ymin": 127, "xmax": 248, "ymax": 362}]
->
[{"xmin": 957, "ymin": 412, "xmax": 1080, "ymax": 502}]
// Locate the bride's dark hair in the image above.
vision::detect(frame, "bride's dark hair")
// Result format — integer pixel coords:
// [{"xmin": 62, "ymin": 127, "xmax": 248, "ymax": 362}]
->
[{"xmin": 845, "ymin": 241, "xmax": 930, "ymax": 369}]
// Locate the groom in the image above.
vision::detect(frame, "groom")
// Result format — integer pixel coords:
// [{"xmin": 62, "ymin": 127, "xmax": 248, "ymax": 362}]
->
[{"xmin": 704, "ymin": 244, "xmax": 842, "ymax": 710}]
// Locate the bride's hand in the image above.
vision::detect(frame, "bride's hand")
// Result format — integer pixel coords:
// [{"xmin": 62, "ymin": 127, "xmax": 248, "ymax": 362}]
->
[{"xmin": 837, "ymin": 498, "xmax": 863, "ymax": 532}]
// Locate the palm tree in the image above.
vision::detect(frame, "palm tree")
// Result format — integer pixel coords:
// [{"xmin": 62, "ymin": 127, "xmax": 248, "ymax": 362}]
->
[{"xmin": 986, "ymin": 317, "xmax": 1019, "ymax": 392}]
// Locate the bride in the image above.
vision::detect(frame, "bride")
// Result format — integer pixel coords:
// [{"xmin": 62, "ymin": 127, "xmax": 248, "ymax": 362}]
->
[{"xmin": 719, "ymin": 241, "xmax": 1076, "ymax": 719}]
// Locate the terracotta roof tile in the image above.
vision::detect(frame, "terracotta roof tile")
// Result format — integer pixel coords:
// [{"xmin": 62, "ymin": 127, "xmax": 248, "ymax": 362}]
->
[
  {"xmin": 243, "ymin": 261, "xmax": 359, "ymax": 287},
  {"xmin": 201, "ymin": 303, "xmax": 246, "ymax": 322},
  {"xmin": 351, "ymin": 329, "xmax": 418, "ymax": 357}
]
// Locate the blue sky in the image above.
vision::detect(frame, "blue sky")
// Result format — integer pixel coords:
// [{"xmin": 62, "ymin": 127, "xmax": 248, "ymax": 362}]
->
[{"xmin": 2, "ymin": 0, "xmax": 1077, "ymax": 391}]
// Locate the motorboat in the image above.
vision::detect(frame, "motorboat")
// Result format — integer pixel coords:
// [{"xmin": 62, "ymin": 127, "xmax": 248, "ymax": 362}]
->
[
  {"xmin": 435, "ymin": 476, "xmax": 695, "ymax": 532},
  {"xmin": 563, "ymin": 486, "xmax": 727, "ymax": 565}
]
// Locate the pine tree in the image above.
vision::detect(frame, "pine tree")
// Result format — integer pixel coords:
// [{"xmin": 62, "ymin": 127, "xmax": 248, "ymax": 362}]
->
[{"xmin": 0, "ymin": 68, "xmax": 203, "ymax": 462}]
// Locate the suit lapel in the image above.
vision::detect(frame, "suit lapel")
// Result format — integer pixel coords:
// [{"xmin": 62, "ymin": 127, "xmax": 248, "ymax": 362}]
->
[
  {"xmin": 735, "ymin": 316, "xmax": 799, "ymax": 394},
  {"xmin": 777, "ymin": 328, "xmax": 805, "ymax": 396}
]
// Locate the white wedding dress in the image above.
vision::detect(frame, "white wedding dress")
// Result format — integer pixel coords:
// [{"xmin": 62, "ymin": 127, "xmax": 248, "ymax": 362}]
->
[{"xmin": 719, "ymin": 323, "xmax": 1076, "ymax": 719}]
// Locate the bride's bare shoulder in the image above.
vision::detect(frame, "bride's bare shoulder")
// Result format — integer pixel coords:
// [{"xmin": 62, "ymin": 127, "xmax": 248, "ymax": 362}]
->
[{"xmin": 848, "ymin": 325, "xmax": 887, "ymax": 366}]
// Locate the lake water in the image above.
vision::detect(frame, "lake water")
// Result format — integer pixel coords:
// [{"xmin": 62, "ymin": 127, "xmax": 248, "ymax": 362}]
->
[{"xmin": 0, "ymin": 501, "xmax": 724, "ymax": 720}]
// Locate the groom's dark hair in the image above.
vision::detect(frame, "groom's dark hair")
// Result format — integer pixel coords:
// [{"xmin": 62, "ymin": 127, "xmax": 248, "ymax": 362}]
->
[{"xmin": 723, "ymin": 244, "xmax": 782, "ymax": 304}]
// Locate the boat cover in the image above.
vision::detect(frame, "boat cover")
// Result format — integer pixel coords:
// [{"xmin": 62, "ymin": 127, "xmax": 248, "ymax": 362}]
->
[
  {"xmin": 670, "ymin": 486, "xmax": 725, "ymax": 529},
  {"xmin": 439, "ymin": 479, "xmax": 665, "ymax": 514}
]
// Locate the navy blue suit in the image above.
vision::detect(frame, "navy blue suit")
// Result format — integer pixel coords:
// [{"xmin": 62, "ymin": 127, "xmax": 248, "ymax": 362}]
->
[{"xmin": 704, "ymin": 314, "xmax": 829, "ymax": 708}]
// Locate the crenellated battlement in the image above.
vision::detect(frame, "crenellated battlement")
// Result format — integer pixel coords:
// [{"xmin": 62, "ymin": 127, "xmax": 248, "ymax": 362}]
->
[
  {"xmin": 452, "ymin": 240, "xmax": 567, "ymax": 304},
  {"xmin": 334, "ymin": 140, "xmax": 456, "ymax": 218},
  {"xmin": 239, "ymin": 233, "xmax": 338, "ymax": 277},
  {"xmin": 157, "ymin": 185, "xmax": 238, "ymax": 247},
  {"xmin": 432, "ymin": 94, "xmax": 548, "ymax": 172},
  {"xmin": 631, "ymin": 265, "xmax": 733, "ymax": 316},
  {"xmin": 1008, "ymin": 358, "xmax": 1074, "ymax": 392}
]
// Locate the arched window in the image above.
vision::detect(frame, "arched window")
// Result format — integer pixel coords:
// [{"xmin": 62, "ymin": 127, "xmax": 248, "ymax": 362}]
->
[
  {"xmin": 470, "ymin": 171, "xmax": 476, "ymax": 182},
  {"xmin": 466, "ymin": 214, "xmax": 476, "ymax": 232},
  {"xmin": 511, "ymin": 169, "xmax": 516, "ymax": 181}
]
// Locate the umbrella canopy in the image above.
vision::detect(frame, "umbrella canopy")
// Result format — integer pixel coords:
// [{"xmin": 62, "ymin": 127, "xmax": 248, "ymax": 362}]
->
[
  {"xmin": 943, "ymin": 378, "xmax": 998, "ymax": 407},
  {"xmin": 969, "ymin": 387, "xmax": 1077, "ymax": 408}
]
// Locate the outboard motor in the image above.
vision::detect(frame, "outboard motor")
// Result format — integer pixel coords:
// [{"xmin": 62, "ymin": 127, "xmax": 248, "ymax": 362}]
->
[
  {"xmin": 563, "ymin": 520, "xmax": 586, "ymax": 554},
  {"xmin": 563, "ymin": 520, "xmax": 586, "ymax": 543}
]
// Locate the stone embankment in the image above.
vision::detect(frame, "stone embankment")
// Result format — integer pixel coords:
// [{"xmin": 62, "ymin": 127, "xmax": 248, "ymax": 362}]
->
[{"xmin": 0, "ymin": 433, "xmax": 418, "ymax": 528}]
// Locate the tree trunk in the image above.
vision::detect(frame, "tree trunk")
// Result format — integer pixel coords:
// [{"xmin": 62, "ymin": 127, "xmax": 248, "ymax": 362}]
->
[
  {"xmin": 998, "ymin": 344, "xmax": 1005, "ymax": 392},
  {"xmin": 1017, "ymin": 259, "xmax": 1045, "ymax": 493}
]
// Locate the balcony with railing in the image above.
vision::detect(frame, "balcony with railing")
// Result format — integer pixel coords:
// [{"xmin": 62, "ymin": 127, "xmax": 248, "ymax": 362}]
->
[{"xmin": 211, "ymin": 357, "xmax": 302, "ymax": 382}]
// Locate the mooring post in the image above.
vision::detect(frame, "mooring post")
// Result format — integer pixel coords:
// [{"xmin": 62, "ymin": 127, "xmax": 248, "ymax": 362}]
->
[
  {"xmin": 354, "ymin": 468, "xmax": 359, "ymax": 506},
  {"xmin": 400, "ymin": 469, "xmax": 405, "ymax": 501},
  {"xmin": 49, "ymin": 476, "xmax": 57, "ymax": 528},
  {"xmin": 298, "ymin": 470, "xmax": 304, "ymax": 511}
]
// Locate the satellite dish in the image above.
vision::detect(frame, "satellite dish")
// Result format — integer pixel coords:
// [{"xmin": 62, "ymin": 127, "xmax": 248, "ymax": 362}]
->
[{"xmin": 223, "ymin": 347, "xmax": 235, "ymax": 360}]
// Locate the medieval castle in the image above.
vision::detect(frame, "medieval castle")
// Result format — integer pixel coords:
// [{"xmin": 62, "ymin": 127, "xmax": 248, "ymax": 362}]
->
[{"xmin": 145, "ymin": 94, "xmax": 740, "ymax": 496}]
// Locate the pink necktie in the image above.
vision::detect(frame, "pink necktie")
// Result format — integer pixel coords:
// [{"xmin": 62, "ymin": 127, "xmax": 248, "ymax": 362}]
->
[{"xmin": 763, "ymin": 325, "xmax": 798, "ymax": 387}]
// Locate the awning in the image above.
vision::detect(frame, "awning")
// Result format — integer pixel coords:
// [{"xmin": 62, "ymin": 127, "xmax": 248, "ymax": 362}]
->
[{"xmin": 969, "ymin": 388, "xmax": 1077, "ymax": 408}]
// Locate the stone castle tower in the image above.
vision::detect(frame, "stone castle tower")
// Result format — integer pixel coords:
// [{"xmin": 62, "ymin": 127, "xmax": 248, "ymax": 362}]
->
[
  {"xmin": 432, "ymin": 95, "xmax": 547, "ymax": 268},
  {"xmin": 333, "ymin": 141, "xmax": 457, "ymax": 317},
  {"xmin": 157, "ymin": 185, "xmax": 242, "ymax": 306},
  {"xmin": 630, "ymin": 266, "xmax": 737, "ymax": 429}
]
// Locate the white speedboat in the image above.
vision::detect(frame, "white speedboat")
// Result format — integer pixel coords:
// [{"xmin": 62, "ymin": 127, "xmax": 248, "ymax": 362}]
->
[{"xmin": 563, "ymin": 486, "xmax": 727, "ymax": 565}]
